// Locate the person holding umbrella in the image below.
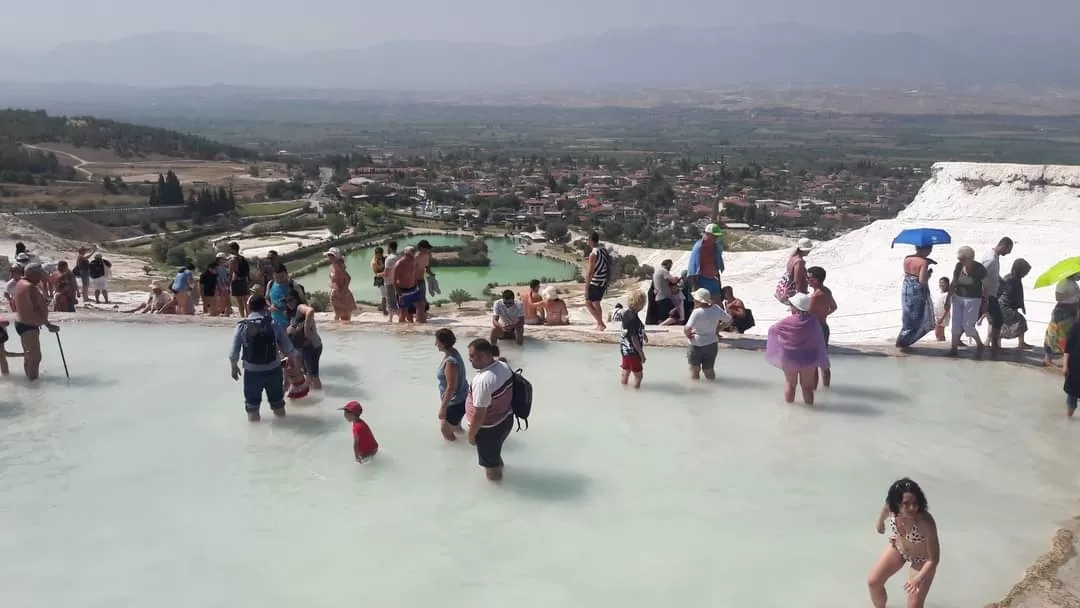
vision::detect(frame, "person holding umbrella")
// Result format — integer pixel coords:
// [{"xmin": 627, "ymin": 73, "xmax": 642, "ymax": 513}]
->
[
  {"xmin": 892, "ymin": 229, "xmax": 950, "ymax": 350},
  {"xmin": 1034, "ymin": 257, "xmax": 1080, "ymax": 366}
]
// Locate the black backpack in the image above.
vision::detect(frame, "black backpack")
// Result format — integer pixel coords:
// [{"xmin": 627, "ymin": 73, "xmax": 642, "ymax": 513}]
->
[
  {"xmin": 242, "ymin": 317, "xmax": 278, "ymax": 365},
  {"xmin": 510, "ymin": 368, "xmax": 533, "ymax": 431}
]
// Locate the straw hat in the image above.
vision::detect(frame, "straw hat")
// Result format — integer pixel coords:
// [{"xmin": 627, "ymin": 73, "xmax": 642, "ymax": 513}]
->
[
  {"xmin": 797, "ymin": 238, "xmax": 814, "ymax": 251},
  {"xmin": 788, "ymin": 292, "xmax": 812, "ymax": 312},
  {"xmin": 692, "ymin": 288, "xmax": 712, "ymax": 304}
]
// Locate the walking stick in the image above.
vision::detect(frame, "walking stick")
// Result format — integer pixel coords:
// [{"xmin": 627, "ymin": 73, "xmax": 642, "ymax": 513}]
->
[{"xmin": 55, "ymin": 332, "xmax": 70, "ymax": 379}]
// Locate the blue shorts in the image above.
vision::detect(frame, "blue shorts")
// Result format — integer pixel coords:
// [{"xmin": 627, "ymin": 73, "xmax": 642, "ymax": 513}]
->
[
  {"xmin": 697, "ymin": 277, "xmax": 721, "ymax": 296},
  {"xmin": 243, "ymin": 367, "xmax": 285, "ymax": 413},
  {"xmin": 398, "ymin": 285, "xmax": 423, "ymax": 309}
]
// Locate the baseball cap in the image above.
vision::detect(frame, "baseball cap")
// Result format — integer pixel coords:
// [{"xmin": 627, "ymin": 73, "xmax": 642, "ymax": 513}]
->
[
  {"xmin": 340, "ymin": 400, "xmax": 364, "ymax": 415},
  {"xmin": 704, "ymin": 223, "xmax": 723, "ymax": 237}
]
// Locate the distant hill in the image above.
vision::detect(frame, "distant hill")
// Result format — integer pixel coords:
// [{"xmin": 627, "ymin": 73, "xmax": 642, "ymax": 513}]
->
[
  {"xmin": 0, "ymin": 109, "xmax": 256, "ymax": 185},
  {"xmin": 0, "ymin": 26, "xmax": 1079, "ymax": 89},
  {"xmin": 0, "ymin": 109, "xmax": 256, "ymax": 161}
]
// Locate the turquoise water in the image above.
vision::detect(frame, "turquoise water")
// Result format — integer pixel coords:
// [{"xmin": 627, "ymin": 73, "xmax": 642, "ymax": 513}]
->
[
  {"xmin": 299, "ymin": 235, "xmax": 576, "ymax": 302},
  {"xmin": 0, "ymin": 322, "xmax": 1074, "ymax": 608}
]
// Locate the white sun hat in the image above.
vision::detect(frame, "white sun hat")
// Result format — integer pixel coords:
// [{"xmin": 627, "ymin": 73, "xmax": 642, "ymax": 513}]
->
[
  {"xmin": 788, "ymin": 292, "xmax": 812, "ymax": 312},
  {"xmin": 797, "ymin": 237, "xmax": 814, "ymax": 251},
  {"xmin": 692, "ymin": 288, "xmax": 712, "ymax": 303}
]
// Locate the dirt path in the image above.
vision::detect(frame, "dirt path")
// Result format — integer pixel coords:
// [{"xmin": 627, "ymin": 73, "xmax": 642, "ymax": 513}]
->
[{"xmin": 24, "ymin": 144, "xmax": 94, "ymax": 180}]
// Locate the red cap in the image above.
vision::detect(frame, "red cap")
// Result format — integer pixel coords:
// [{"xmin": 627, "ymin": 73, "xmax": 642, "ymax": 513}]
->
[{"xmin": 340, "ymin": 400, "xmax": 363, "ymax": 415}]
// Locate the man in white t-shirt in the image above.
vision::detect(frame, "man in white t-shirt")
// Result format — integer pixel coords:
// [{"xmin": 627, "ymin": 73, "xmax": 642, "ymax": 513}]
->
[
  {"xmin": 491, "ymin": 289, "xmax": 525, "ymax": 346},
  {"xmin": 381, "ymin": 240, "xmax": 401, "ymax": 322},
  {"xmin": 683, "ymin": 287, "xmax": 731, "ymax": 380},
  {"xmin": 465, "ymin": 338, "xmax": 515, "ymax": 481},
  {"xmin": 979, "ymin": 236, "xmax": 1013, "ymax": 356}
]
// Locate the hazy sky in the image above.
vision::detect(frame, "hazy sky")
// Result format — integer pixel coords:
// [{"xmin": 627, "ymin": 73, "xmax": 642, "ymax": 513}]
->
[{"xmin": 3, "ymin": 0, "xmax": 1078, "ymax": 51}]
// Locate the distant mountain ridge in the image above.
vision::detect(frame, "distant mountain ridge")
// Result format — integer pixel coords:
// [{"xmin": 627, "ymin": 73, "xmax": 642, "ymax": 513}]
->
[{"xmin": 1, "ymin": 26, "xmax": 1079, "ymax": 89}]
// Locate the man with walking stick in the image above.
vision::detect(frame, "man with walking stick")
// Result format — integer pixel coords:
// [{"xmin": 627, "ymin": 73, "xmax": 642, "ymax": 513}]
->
[{"xmin": 13, "ymin": 263, "xmax": 60, "ymax": 380}]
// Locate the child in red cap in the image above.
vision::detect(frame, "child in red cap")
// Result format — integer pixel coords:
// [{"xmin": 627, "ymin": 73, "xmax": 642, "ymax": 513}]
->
[{"xmin": 340, "ymin": 401, "xmax": 378, "ymax": 462}]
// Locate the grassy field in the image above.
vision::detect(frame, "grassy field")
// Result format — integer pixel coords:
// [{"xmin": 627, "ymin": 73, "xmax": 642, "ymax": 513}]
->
[{"xmin": 238, "ymin": 201, "xmax": 307, "ymax": 217}]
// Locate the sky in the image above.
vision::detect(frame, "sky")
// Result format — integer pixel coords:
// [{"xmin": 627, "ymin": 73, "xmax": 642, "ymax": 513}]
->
[{"xmin": 2, "ymin": 0, "xmax": 1078, "ymax": 51}]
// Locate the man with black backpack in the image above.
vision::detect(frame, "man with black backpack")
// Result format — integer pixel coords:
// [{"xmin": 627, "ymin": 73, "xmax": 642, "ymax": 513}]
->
[{"xmin": 228, "ymin": 295, "xmax": 297, "ymax": 422}]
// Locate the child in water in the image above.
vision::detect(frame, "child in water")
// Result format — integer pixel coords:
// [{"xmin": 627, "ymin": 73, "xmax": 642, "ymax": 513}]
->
[
  {"xmin": 340, "ymin": 401, "xmax": 379, "ymax": 462},
  {"xmin": 933, "ymin": 277, "xmax": 951, "ymax": 342},
  {"xmin": 283, "ymin": 356, "xmax": 309, "ymax": 400},
  {"xmin": 807, "ymin": 266, "xmax": 837, "ymax": 388}
]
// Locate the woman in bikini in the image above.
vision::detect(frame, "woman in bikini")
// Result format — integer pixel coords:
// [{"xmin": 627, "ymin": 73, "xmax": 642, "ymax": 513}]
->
[
  {"xmin": 326, "ymin": 247, "xmax": 358, "ymax": 322},
  {"xmin": 868, "ymin": 478, "xmax": 940, "ymax": 608}
]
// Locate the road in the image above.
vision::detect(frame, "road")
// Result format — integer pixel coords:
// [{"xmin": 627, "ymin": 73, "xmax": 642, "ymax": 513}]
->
[{"xmin": 24, "ymin": 144, "xmax": 94, "ymax": 180}]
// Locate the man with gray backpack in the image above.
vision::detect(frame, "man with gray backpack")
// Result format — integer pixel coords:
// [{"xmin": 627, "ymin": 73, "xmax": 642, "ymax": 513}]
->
[{"xmin": 464, "ymin": 339, "xmax": 532, "ymax": 481}]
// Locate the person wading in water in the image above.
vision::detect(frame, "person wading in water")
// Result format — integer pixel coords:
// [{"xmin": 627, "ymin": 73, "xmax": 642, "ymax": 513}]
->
[{"xmin": 13, "ymin": 263, "xmax": 60, "ymax": 380}]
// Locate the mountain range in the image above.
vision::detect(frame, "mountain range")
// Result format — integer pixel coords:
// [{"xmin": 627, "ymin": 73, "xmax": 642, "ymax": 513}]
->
[{"xmin": 2, "ymin": 26, "xmax": 1079, "ymax": 89}]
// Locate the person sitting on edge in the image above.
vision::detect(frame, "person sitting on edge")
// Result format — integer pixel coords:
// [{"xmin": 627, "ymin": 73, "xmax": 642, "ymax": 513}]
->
[
  {"xmin": 13, "ymin": 263, "xmax": 60, "ymax": 381},
  {"xmin": 228, "ymin": 295, "xmax": 296, "ymax": 422},
  {"xmin": 688, "ymin": 223, "xmax": 726, "ymax": 304},
  {"xmin": 340, "ymin": 400, "xmax": 379, "ymax": 462},
  {"xmin": 126, "ymin": 282, "xmax": 176, "ymax": 315},
  {"xmin": 521, "ymin": 279, "xmax": 545, "ymax": 326},
  {"xmin": 491, "ymin": 289, "xmax": 525, "ymax": 346},
  {"xmin": 540, "ymin": 286, "xmax": 569, "ymax": 325}
]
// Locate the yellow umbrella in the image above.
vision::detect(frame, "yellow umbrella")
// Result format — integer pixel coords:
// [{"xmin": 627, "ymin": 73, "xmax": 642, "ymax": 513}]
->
[{"xmin": 1035, "ymin": 257, "xmax": 1080, "ymax": 289}]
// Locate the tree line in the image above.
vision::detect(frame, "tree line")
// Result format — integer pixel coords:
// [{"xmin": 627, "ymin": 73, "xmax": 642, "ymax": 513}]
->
[
  {"xmin": 148, "ymin": 170, "xmax": 236, "ymax": 218},
  {"xmin": 0, "ymin": 109, "xmax": 257, "ymax": 161},
  {"xmin": 0, "ymin": 143, "xmax": 77, "ymax": 184}
]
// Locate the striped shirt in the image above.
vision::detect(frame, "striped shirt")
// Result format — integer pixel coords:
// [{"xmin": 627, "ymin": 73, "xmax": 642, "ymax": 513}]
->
[
  {"xmin": 590, "ymin": 246, "xmax": 611, "ymax": 287},
  {"xmin": 466, "ymin": 360, "xmax": 514, "ymax": 428}
]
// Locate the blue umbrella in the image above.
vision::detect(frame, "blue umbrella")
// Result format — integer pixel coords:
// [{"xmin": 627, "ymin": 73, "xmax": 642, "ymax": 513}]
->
[{"xmin": 891, "ymin": 228, "xmax": 952, "ymax": 249}]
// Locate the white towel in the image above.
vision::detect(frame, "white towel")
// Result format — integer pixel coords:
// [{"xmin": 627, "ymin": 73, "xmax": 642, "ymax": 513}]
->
[{"xmin": 426, "ymin": 273, "xmax": 441, "ymax": 296}]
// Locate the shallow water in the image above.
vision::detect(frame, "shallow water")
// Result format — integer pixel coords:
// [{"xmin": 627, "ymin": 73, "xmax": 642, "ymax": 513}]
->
[
  {"xmin": 0, "ymin": 323, "xmax": 1073, "ymax": 608},
  {"xmin": 300, "ymin": 235, "xmax": 576, "ymax": 303}
]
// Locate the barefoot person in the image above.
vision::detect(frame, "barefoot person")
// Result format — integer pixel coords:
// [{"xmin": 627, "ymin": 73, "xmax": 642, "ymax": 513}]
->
[
  {"xmin": 88, "ymin": 252, "xmax": 112, "ymax": 304},
  {"xmin": 465, "ymin": 338, "xmax": 515, "ymax": 482},
  {"xmin": 540, "ymin": 286, "xmax": 569, "ymax": 325},
  {"xmin": 326, "ymin": 247, "xmax": 358, "ymax": 322},
  {"xmin": 947, "ymin": 246, "xmax": 989, "ymax": 358},
  {"xmin": 228, "ymin": 242, "xmax": 251, "ymax": 318},
  {"xmin": 284, "ymin": 289, "xmax": 323, "ymax": 390},
  {"xmin": 584, "ymin": 231, "xmax": 611, "ymax": 330},
  {"xmin": 688, "ymin": 224, "xmax": 726, "ymax": 304},
  {"xmin": 13, "ymin": 263, "xmax": 60, "ymax": 380},
  {"xmin": 807, "ymin": 266, "xmax": 837, "ymax": 388},
  {"xmin": 435, "ymin": 328, "xmax": 469, "ymax": 441},
  {"xmin": 765, "ymin": 292, "xmax": 829, "ymax": 405},
  {"xmin": 684, "ymin": 287, "xmax": 731, "ymax": 380},
  {"xmin": 521, "ymin": 279, "xmax": 545, "ymax": 326},
  {"xmin": 228, "ymin": 295, "xmax": 296, "ymax": 422},
  {"xmin": 491, "ymin": 290, "xmax": 525, "ymax": 346},
  {"xmin": 619, "ymin": 290, "xmax": 647, "ymax": 389},
  {"xmin": 868, "ymin": 478, "xmax": 940, "ymax": 608}
]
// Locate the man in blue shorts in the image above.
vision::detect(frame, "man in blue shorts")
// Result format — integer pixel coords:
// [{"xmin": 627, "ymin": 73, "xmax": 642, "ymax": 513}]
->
[{"xmin": 687, "ymin": 223, "xmax": 726, "ymax": 304}]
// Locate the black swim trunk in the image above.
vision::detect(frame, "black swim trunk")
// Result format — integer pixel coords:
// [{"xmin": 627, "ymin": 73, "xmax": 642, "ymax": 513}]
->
[
  {"xmin": 821, "ymin": 320, "xmax": 831, "ymax": 346},
  {"xmin": 475, "ymin": 414, "xmax": 514, "ymax": 469},
  {"xmin": 230, "ymin": 279, "xmax": 249, "ymax": 298},
  {"xmin": 444, "ymin": 400, "xmax": 466, "ymax": 426},
  {"xmin": 986, "ymin": 296, "xmax": 1004, "ymax": 329},
  {"xmin": 587, "ymin": 282, "xmax": 608, "ymax": 303},
  {"xmin": 14, "ymin": 321, "xmax": 40, "ymax": 336}
]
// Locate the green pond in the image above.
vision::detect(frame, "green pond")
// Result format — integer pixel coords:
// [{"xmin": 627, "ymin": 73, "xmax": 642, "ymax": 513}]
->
[{"xmin": 298, "ymin": 235, "xmax": 577, "ymax": 303}]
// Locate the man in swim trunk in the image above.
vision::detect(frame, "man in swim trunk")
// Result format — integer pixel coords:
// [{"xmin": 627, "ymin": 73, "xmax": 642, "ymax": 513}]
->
[
  {"xmin": 13, "ymin": 263, "xmax": 59, "ymax": 380},
  {"xmin": 393, "ymin": 246, "xmax": 421, "ymax": 323},
  {"xmin": 228, "ymin": 242, "xmax": 251, "ymax": 317},
  {"xmin": 688, "ymin": 223, "xmax": 726, "ymax": 304}
]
